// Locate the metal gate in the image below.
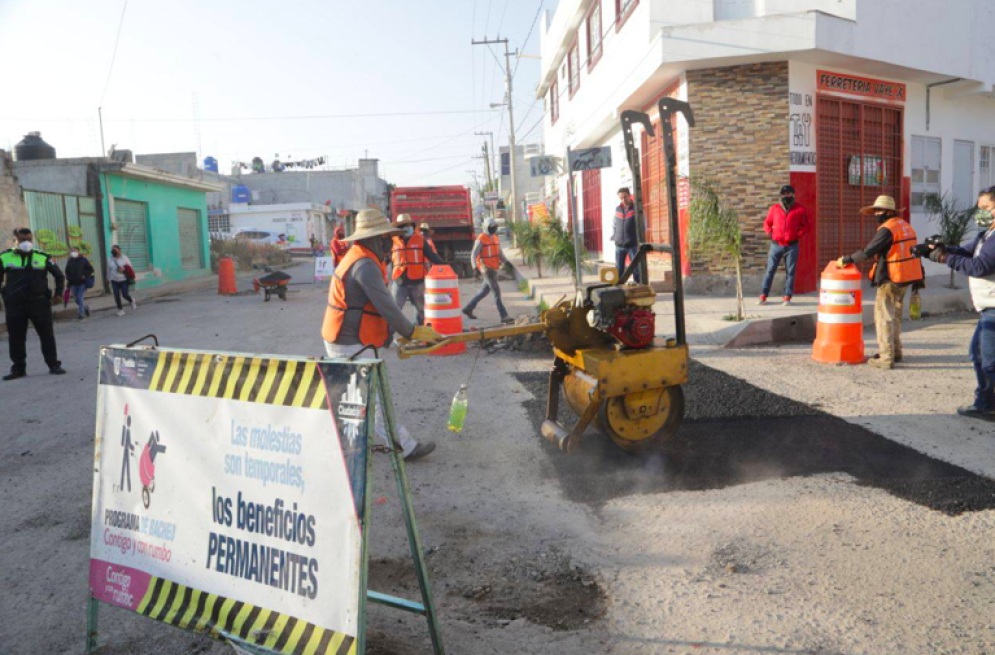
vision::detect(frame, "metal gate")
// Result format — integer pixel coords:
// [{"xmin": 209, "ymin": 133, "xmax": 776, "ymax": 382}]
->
[
  {"xmin": 177, "ymin": 207, "xmax": 205, "ymax": 270},
  {"xmin": 581, "ymin": 168, "xmax": 602, "ymax": 254},
  {"xmin": 23, "ymin": 190, "xmax": 106, "ymax": 291},
  {"xmin": 114, "ymin": 199, "xmax": 150, "ymax": 271},
  {"xmin": 640, "ymin": 115, "xmax": 677, "ymax": 245},
  {"xmin": 816, "ymin": 97, "xmax": 903, "ymax": 269}
]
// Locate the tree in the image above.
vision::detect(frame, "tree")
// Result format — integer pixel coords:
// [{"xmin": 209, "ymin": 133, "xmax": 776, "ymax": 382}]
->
[
  {"xmin": 688, "ymin": 177, "xmax": 745, "ymax": 320},
  {"xmin": 923, "ymin": 192, "xmax": 975, "ymax": 289}
]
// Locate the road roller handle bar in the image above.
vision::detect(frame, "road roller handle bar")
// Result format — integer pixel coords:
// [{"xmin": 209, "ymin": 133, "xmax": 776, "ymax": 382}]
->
[{"xmin": 396, "ymin": 322, "xmax": 549, "ymax": 359}]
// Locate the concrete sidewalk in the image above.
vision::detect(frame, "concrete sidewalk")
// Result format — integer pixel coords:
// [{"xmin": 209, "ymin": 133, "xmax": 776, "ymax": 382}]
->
[{"xmin": 502, "ymin": 239, "xmax": 973, "ymax": 348}]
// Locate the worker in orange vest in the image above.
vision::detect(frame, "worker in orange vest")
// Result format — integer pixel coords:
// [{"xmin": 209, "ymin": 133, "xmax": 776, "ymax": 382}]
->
[
  {"xmin": 837, "ymin": 195, "xmax": 924, "ymax": 369},
  {"xmin": 322, "ymin": 209, "xmax": 442, "ymax": 460},
  {"xmin": 419, "ymin": 222, "xmax": 438, "ymax": 254},
  {"xmin": 462, "ymin": 219, "xmax": 513, "ymax": 324},
  {"xmin": 390, "ymin": 214, "xmax": 444, "ymax": 325},
  {"xmin": 329, "ymin": 225, "xmax": 349, "ymax": 265}
]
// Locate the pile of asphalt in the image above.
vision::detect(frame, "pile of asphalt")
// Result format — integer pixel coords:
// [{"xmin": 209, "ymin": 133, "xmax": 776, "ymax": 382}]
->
[{"xmin": 514, "ymin": 359, "xmax": 995, "ymax": 516}]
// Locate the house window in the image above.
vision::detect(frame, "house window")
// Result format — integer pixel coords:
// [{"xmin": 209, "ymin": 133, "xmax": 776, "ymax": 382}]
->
[
  {"xmin": 568, "ymin": 39, "xmax": 580, "ymax": 97},
  {"xmin": 587, "ymin": 1, "xmax": 602, "ymax": 70},
  {"xmin": 616, "ymin": 0, "xmax": 638, "ymax": 29},
  {"xmin": 550, "ymin": 79, "xmax": 559, "ymax": 125},
  {"xmin": 981, "ymin": 146, "xmax": 995, "ymax": 191},
  {"xmin": 911, "ymin": 135, "xmax": 941, "ymax": 210},
  {"xmin": 208, "ymin": 214, "xmax": 230, "ymax": 234},
  {"xmin": 501, "ymin": 152, "xmax": 511, "ymax": 177}
]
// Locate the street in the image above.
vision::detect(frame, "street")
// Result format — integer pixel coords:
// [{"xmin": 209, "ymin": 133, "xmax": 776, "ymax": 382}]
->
[{"xmin": 1, "ymin": 265, "xmax": 994, "ymax": 655}]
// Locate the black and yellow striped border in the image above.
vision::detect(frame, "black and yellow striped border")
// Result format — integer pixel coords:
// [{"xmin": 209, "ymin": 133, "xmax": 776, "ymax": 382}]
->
[
  {"xmin": 136, "ymin": 576, "xmax": 355, "ymax": 655},
  {"xmin": 146, "ymin": 352, "xmax": 329, "ymax": 410}
]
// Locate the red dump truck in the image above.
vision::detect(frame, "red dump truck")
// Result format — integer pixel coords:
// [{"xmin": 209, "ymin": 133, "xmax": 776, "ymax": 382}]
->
[{"xmin": 390, "ymin": 186, "xmax": 476, "ymax": 277}]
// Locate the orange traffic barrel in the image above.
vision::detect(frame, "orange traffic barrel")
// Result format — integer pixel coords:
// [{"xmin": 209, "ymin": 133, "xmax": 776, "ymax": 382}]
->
[
  {"xmin": 813, "ymin": 262, "xmax": 864, "ymax": 364},
  {"xmin": 425, "ymin": 265, "xmax": 466, "ymax": 356},
  {"xmin": 218, "ymin": 257, "xmax": 238, "ymax": 295}
]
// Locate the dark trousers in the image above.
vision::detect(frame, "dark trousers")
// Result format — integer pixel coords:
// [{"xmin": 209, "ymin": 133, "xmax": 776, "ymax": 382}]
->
[
  {"xmin": 112, "ymin": 280, "xmax": 133, "ymax": 310},
  {"xmin": 761, "ymin": 241, "xmax": 800, "ymax": 298},
  {"xmin": 6, "ymin": 297, "xmax": 60, "ymax": 373},
  {"xmin": 970, "ymin": 310, "xmax": 995, "ymax": 412},
  {"xmin": 464, "ymin": 268, "xmax": 508, "ymax": 319},
  {"xmin": 615, "ymin": 246, "xmax": 642, "ymax": 283}
]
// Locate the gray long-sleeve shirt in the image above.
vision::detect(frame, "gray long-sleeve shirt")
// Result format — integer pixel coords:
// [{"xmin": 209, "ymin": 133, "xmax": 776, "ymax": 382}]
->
[{"xmin": 333, "ymin": 257, "xmax": 414, "ymax": 346}]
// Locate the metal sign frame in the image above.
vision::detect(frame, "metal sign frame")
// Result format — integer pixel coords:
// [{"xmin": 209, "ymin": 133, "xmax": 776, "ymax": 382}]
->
[{"xmin": 85, "ymin": 346, "xmax": 444, "ymax": 655}]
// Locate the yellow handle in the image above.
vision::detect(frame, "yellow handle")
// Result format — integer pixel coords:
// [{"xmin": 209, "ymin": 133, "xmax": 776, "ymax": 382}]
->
[{"xmin": 397, "ymin": 322, "xmax": 547, "ymax": 359}]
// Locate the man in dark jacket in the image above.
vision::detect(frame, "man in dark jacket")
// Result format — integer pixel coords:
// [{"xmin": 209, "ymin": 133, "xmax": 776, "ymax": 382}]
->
[
  {"xmin": 0, "ymin": 227, "xmax": 66, "ymax": 379},
  {"xmin": 759, "ymin": 185, "xmax": 810, "ymax": 305},
  {"xmin": 612, "ymin": 187, "xmax": 641, "ymax": 283},
  {"xmin": 65, "ymin": 246, "xmax": 95, "ymax": 321}
]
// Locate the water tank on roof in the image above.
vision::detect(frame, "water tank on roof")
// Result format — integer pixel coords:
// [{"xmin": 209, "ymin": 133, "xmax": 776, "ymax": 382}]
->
[
  {"xmin": 232, "ymin": 185, "xmax": 251, "ymax": 204},
  {"xmin": 204, "ymin": 156, "xmax": 218, "ymax": 173},
  {"xmin": 14, "ymin": 132, "xmax": 56, "ymax": 161}
]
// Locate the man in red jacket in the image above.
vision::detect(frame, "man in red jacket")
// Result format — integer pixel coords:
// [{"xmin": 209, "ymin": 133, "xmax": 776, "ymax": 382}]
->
[{"xmin": 759, "ymin": 185, "xmax": 810, "ymax": 305}]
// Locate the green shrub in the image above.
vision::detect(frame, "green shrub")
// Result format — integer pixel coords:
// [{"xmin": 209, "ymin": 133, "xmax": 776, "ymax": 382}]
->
[
  {"xmin": 542, "ymin": 219, "xmax": 590, "ymax": 284},
  {"xmin": 511, "ymin": 220, "xmax": 546, "ymax": 278}
]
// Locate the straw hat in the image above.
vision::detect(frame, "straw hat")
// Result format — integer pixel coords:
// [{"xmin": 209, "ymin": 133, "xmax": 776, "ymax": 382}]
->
[
  {"xmin": 395, "ymin": 213, "xmax": 415, "ymax": 227},
  {"xmin": 860, "ymin": 195, "xmax": 904, "ymax": 216},
  {"xmin": 418, "ymin": 222, "xmax": 433, "ymax": 232},
  {"xmin": 343, "ymin": 209, "xmax": 403, "ymax": 242}
]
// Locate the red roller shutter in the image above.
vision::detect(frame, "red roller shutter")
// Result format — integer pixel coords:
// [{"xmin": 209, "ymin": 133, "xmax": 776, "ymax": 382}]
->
[{"xmin": 581, "ymin": 168, "xmax": 602, "ymax": 254}]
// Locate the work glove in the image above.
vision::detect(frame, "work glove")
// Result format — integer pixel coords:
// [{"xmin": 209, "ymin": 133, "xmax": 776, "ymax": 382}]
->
[
  {"xmin": 912, "ymin": 280, "xmax": 926, "ymax": 292},
  {"xmin": 407, "ymin": 325, "xmax": 444, "ymax": 344},
  {"xmin": 835, "ymin": 256, "xmax": 848, "ymax": 269},
  {"xmin": 925, "ymin": 235, "xmax": 945, "ymax": 248},
  {"xmin": 929, "ymin": 248, "xmax": 948, "ymax": 264}
]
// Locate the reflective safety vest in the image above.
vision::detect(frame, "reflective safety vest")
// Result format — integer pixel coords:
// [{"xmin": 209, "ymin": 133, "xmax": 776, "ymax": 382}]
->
[
  {"xmin": 391, "ymin": 233, "xmax": 426, "ymax": 281},
  {"xmin": 321, "ymin": 244, "xmax": 389, "ymax": 346},
  {"xmin": 477, "ymin": 233, "xmax": 502, "ymax": 270},
  {"xmin": 0, "ymin": 249, "xmax": 48, "ymax": 272},
  {"xmin": 870, "ymin": 218, "xmax": 923, "ymax": 284}
]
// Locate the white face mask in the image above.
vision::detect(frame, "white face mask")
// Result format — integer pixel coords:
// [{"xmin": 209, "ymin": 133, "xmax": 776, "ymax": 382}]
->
[
  {"xmin": 70, "ymin": 251, "xmax": 80, "ymax": 258},
  {"xmin": 17, "ymin": 241, "xmax": 33, "ymax": 253}
]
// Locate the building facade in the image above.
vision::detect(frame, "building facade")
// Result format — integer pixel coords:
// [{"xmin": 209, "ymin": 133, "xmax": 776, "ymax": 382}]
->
[
  {"xmin": 498, "ymin": 143, "xmax": 546, "ymax": 218},
  {"xmin": 539, "ymin": 0, "xmax": 995, "ymax": 293}
]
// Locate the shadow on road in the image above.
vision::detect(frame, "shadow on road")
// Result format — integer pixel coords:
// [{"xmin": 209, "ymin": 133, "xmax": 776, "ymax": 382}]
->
[{"xmin": 516, "ymin": 360, "xmax": 995, "ymax": 515}]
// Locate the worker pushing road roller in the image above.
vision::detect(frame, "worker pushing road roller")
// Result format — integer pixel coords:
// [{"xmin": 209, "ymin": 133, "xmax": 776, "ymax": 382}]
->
[{"xmin": 399, "ymin": 99, "xmax": 695, "ymax": 456}]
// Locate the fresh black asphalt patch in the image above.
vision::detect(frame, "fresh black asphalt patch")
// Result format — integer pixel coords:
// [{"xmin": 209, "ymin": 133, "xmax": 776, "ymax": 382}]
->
[{"xmin": 515, "ymin": 359, "xmax": 995, "ymax": 516}]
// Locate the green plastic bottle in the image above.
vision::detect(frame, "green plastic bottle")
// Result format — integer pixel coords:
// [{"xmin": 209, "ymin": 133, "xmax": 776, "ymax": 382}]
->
[
  {"xmin": 910, "ymin": 290, "xmax": 922, "ymax": 321},
  {"xmin": 448, "ymin": 385, "xmax": 468, "ymax": 433}
]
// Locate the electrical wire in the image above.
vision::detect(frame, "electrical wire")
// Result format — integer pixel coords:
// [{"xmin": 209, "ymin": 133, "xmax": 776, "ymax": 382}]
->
[
  {"xmin": 513, "ymin": 0, "xmax": 544, "ymax": 80},
  {"xmin": 99, "ymin": 0, "xmax": 128, "ymax": 106},
  {"xmin": 0, "ymin": 109, "xmax": 500, "ymax": 123}
]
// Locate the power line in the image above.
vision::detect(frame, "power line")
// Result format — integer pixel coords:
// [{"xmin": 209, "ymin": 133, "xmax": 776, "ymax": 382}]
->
[
  {"xmin": 0, "ymin": 108, "xmax": 499, "ymax": 123},
  {"xmin": 99, "ymin": 0, "xmax": 128, "ymax": 106},
  {"xmin": 513, "ymin": 0, "xmax": 544, "ymax": 80}
]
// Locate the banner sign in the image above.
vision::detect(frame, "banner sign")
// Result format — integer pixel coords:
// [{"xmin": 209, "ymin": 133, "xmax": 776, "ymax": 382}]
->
[
  {"xmin": 314, "ymin": 256, "xmax": 336, "ymax": 281},
  {"xmin": 529, "ymin": 156, "xmax": 562, "ymax": 177},
  {"xmin": 90, "ymin": 347, "xmax": 374, "ymax": 654},
  {"xmin": 817, "ymin": 70, "xmax": 907, "ymax": 102},
  {"xmin": 568, "ymin": 147, "xmax": 612, "ymax": 172}
]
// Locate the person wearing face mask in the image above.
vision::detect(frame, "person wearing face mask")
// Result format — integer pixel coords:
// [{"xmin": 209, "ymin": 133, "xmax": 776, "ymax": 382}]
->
[
  {"xmin": 760, "ymin": 185, "xmax": 811, "ymax": 305},
  {"xmin": 389, "ymin": 214, "xmax": 445, "ymax": 326},
  {"xmin": 0, "ymin": 227, "xmax": 66, "ymax": 380},
  {"xmin": 108, "ymin": 245, "xmax": 138, "ymax": 316},
  {"xmin": 321, "ymin": 209, "xmax": 443, "ymax": 461},
  {"xmin": 836, "ymin": 195, "xmax": 924, "ymax": 370},
  {"xmin": 418, "ymin": 223, "xmax": 438, "ymax": 254},
  {"xmin": 921, "ymin": 187, "xmax": 995, "ymax": 418},
  {"xmin": 64, "ymin": 247, "xmax": 95, "ymax": 321},
  {"xmin": 462, "ymin": 219, "xmax": 513, "ymax": 324}
]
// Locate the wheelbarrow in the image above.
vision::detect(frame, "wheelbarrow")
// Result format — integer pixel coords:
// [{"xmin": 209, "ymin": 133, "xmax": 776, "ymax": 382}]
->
[
  {"xmin": 253, "ymin": 270, "xmax": 292, "ymax": 301},
  {"xmin": 139, "ymin": 431, "xmax": 166, "ymax": 509}
]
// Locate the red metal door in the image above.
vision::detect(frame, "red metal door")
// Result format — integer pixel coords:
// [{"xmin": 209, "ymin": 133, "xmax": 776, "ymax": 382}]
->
[
  {"xmin": 581, "ymin": 168, "xmax": 602, "ymax": 254},
  {"xmin": 816, "ymin": 97, "xmax": 903, "ymax": 272},
  {"xmin": 640, "ymin": 119, "xmax": 671, "ymax": 245}
]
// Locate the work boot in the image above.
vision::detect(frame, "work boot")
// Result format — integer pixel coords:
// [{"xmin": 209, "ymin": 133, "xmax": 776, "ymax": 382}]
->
[
  {"xmin": 957, "ymin": 405, "xmax": 995, "ymax": 419},
  {"xmin": 462, "ymin": 308, "xmax": 477, "ymax": 320},
  {"xmin": 500, "ymin": 315, "xmax": 514, "ymax": 325},
  {"xmin": 49, "ymin": 366, "xmax": 67, "ymax": 375},
  {"xmin": 405, "ymin": 441, "xmax": 436, "ymax": 461},
  {"xmin": 757, "ymin": 295, "xmax": 767, "ymax": 305},
  {"xmin": 868, "ymin": 355, "xmax": 893, "ymax": 370},
  {"xmin": 3, "ymin": 370, "xmax": 26, "ymax": 381}
]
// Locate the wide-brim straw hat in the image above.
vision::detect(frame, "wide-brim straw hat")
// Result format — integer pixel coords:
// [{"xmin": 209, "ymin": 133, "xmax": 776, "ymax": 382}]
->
[
  {"xmin": 395, "ymin": 213, "xmax": 415, "ymax": 226},
  {"xmin": 860, "ymin": 195, "xmax": 904, "ymax": 216},
  {"xmin": 418, "ymin": 222, "xmax": 433, "ymax": 232},
  {"xmin": 343, "ymin": 209, "xmax": 403, "ymax": 242}
]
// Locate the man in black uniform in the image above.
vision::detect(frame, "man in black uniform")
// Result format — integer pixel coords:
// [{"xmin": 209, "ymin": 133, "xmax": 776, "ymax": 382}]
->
[{"xmin": 0, "ymin": 227, "xmax": 66, "ymax": 380}]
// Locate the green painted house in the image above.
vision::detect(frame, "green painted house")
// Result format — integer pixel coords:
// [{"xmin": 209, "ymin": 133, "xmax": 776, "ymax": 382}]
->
[{"xmin": 99, "ymin": 163, "xmax": 222, "ymax": 290}]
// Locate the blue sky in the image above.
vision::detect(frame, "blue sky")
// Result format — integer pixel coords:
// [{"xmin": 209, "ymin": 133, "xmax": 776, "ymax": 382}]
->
[{"xmin": 0, "ymin": 0, "xmax": 550, "ymax": 186}]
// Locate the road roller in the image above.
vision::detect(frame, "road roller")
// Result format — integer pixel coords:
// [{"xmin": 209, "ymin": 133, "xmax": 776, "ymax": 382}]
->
[{"xmin": 399, "ymin": 98, "xmax": 695, "ymax": 456}]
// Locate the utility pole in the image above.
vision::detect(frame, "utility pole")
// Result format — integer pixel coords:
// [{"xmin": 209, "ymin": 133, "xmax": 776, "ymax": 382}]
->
[
  {"xmin": 475, "ymin": 130, "xmax": 496, "ymax": 189},
  {"xmin": 480, "ymin": 141, "xmax": 493, "ymax": 193},
  {"xmin": 472, "ymin": 37, "xmax": 519, "ymax": 224}
]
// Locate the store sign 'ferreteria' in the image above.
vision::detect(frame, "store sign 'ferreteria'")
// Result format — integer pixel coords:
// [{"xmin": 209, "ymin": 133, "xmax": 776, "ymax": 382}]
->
[{"xmin": 817, "ymin": 70, "xmax": 907, "ymax": 102}]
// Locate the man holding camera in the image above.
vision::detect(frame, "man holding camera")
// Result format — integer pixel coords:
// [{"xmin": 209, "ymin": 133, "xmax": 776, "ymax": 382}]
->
[{"xmin": 921, "ymin": 187, "xmax": 995, "ymax": 419}]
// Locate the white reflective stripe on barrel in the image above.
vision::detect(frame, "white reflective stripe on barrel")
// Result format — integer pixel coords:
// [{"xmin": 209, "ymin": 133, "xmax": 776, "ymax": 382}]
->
[
  {"xmin": 426, "ymin": 308, "xmax": 464, "ymax": 319},
  {"xmin": 426, "ymin": 278, "xmax": 458, "ymax": 289},
  {"xmin": 820, "ymin": 278, "xmax": 861, "ymax": 291},
  {"xmin": 817, "ymin": 312, "xmax": 863, "ymax": 324},
  {"xmin": 425, "ymin": 293, "xmax": 454, "ymax": 306}
]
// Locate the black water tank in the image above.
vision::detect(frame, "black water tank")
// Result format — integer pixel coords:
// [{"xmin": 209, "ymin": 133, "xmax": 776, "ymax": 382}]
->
[{"xmin": 14, "ymin": 132, "xmax": 56, "ymax": 161}]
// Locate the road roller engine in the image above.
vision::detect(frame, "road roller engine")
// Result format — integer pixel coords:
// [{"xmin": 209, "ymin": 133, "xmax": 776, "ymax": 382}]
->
[{"xmin": 398, "ymin": 98, "xmax": 695, "ymax": 457}]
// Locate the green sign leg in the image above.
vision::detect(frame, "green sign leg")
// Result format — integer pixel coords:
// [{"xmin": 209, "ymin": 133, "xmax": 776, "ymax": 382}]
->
[{"xmin": 85, "ymin": 597, "xmax": 100, "ymax": 653}]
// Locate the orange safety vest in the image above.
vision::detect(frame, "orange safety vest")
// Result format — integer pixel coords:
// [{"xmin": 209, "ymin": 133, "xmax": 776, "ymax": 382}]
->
[
  {"xmin": 477, "ymin": 233, "xmax": 502, "ymax": 271},
  {"xmin": 870, "ymin": 217, "xmax": 923, "ymax": 284},
  {"xmin": 391, "ymin": 233, "xmax": 426, "ymax": 281},
  {"xmin": 321, "ymin": 244, "xmax": 390, "ymax": 346}
]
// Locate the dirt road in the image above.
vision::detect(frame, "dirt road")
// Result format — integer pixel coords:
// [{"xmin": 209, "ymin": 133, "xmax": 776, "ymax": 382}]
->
[{"xmin": 1, "ymin": 272, "xmax": 994, "ymax": 654}]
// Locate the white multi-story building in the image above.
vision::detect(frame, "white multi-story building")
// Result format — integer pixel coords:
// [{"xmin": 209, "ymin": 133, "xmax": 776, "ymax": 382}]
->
[{"xmin": 539, "ymin": 0, "xmax": 995, "ymax": 293}]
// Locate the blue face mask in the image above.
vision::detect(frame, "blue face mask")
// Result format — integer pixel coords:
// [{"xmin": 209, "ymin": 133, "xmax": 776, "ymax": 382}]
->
[{"xmin": 403, "ymin": 226, "xmax": 414, "ymax": 238}]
